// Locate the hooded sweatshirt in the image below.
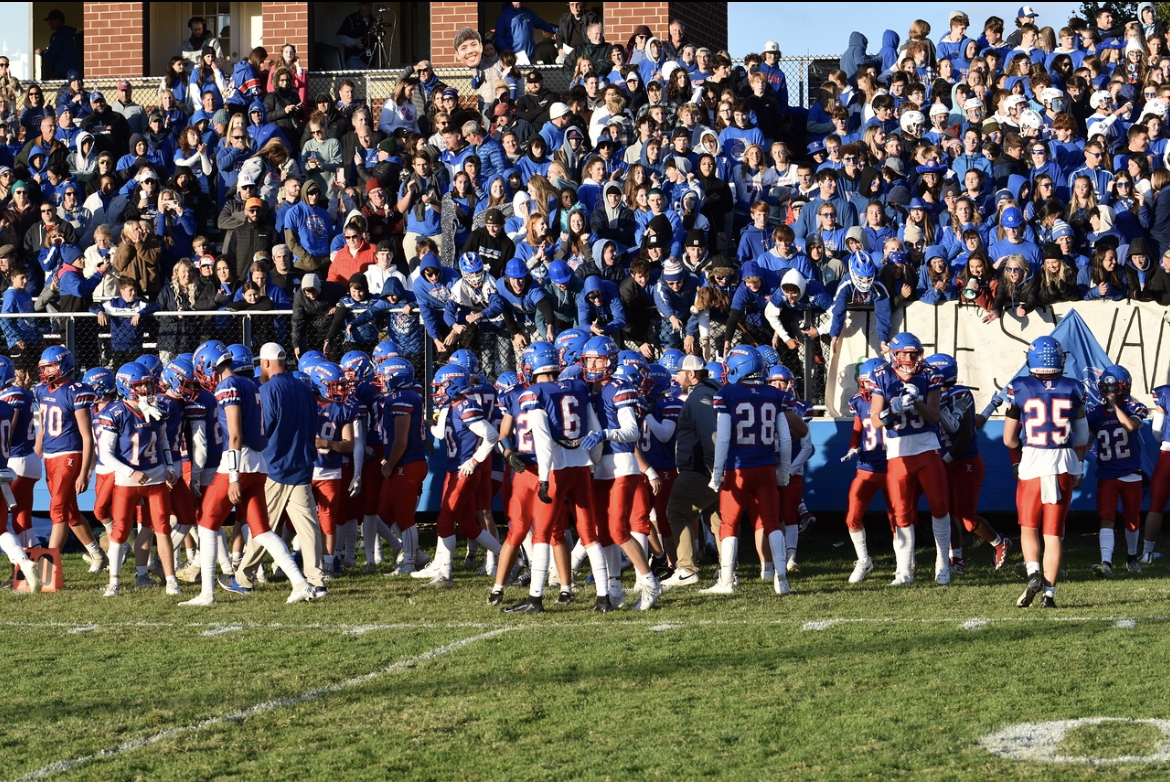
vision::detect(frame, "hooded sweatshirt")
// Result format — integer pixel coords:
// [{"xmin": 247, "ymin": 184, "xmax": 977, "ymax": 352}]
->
[
  {"xmin": 879, "ymin": 30, "xmax": 901, "ymax": 73},
  {"xmin": 577, "ymin": 274, "xmax": 627, "ymax": 334},
  {"xmin": 413, "ymin": 252, "xmax": 458, "ymax": 338},
  {"xmin": 284, "ymin": 180, "xmax": 335, "ymax": 260}
]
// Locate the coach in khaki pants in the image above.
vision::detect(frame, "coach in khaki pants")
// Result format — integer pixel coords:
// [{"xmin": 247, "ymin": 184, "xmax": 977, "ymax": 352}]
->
[
  {"xmin": 234, "ymin": 342, "xmax": 326, "ymax": 592},
  {"xmin": 661, "ymin": 355, "xmax": 723, "ymax": 589}
]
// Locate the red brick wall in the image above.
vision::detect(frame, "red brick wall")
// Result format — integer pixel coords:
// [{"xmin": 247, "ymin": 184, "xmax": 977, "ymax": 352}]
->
[
  {"xmin": 603, "ymin": 2, "xmax": 670, "ymax": 47},
  {"xmin": 83, "ymin": 2, "xmax": 145, "ymax": 78},
  {"xmin": 263, "ymin": 2, "xmax": 311, "ymax": 69},
  {"xmin": 669, "ymin": 2, "xmax": 728, "ymax": 52},
  {"xmin": 431, "ymin": 1, "xmax": 480, "ymax": 67}
]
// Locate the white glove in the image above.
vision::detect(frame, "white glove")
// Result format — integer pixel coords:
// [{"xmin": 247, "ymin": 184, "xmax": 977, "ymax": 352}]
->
[
  {"xmin": 708, "ymin": 471, "xmax": 723, "ymax": 493},
  {"xmin": 939, "ymin": 407, "xmax": 960, "ymax": 433},
  {"xmin": 430, "ymin": 407, "xmax": 449, "ymax": 440},
  {"xmin": 458, "ymin": 459, "xmax": 478, "ymax": 477},
  {"xmin": 776, "ymin": 467, "xmax": 790, "ymax": 487},
  {"xmin": 139, "ymin": 400, "xmax": 164, "ymax": 423},
  {"xmin": 902, "ymin": 384, "xmax": 921, "ymax": 402},
  {"xmin": 348, "ymin": 473, "xmax": 362, "ymax": 497},
  {"xmin": 0, "ymin": 467, "xmax": 15, "ymax": 484},
  {"xmin": 840, "ymin": 447, "xmax": 861, "ymax": 463}
]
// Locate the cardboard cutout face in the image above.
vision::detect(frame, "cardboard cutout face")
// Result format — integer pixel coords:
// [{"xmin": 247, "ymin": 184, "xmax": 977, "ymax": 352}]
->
[{"xmin": 455, "ymin": 27, "xmax": 483, "ymax": 69}]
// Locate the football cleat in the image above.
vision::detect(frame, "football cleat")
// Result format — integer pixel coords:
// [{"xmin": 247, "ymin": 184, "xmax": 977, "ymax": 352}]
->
[
  {"xmin": 287, "ymin": 584, "xmax": 315, "ymax": 603},
  {"xmin": 1092, "ymin": 562, "xmax": 1114, "ymax": 579},
  {"xmin": 147, "ymin": 559, "xmax": 165, "ymax": 579},
  {"xmin": 218, "ymin": 574, "xmax": 253, "ymax": 595},
  {"xmin": 1017, "ymin": 573, "xmax": 1044, "ymax": 608},
  {"xmin": 848, "ymin": 559, "xmax": 874, "ymax": 584},
  {"xmin": 935, "ymin": 566, "xmax": 951, "ymax": 586},
  {"xmin": 889, "ymin": 571, "xmax": 915, "ymax": 586},
  {"xmin": 487, "ymin": 590, "xmax": 504, "ymax": 606},
  {"xmin": 774, "ymin": 573, "xmax": 790, "ymax": 596},
  {"xmin": 411, "ymin": 560, "xmax": 441, "ymax": 579},
  {"xmin": 503, "ymin": 596, "xmax": 544, "ymax": 614},
  {"xmin": 1013, "ymin": 562, "xmax": 1028, "ymax": 579},
  {"xmin": 1139, "ymin": 551, "xmax": 1155, "ymax": 565},
  {"xmin": 949, "ymin": 556, "xmax": 967, "ymax": 576},
  {"xmin": 1127, "ymin": 555, "xmax": 1142, "ymax": 573},
  {"xmin": 179, "ymin": 594, "xmax": 216, "ymax": 606},
  {"xmin": 85, "ymin": 549, "xmax": 109, "ymax": 574},
  {"xmin": 362, "ymin": 562, "xmax": 378, "ymax": 574},
  {"xmin": 464, "ymin": 553, "xmax": 476, "ymax": 570},
  {"xmin": 165, "ymin": 582, "xmax": 182, "ymax": 596},
  {"xmin": 309, "ymin": 585, "xmax": 329, "ymax": 600},
  {"xmin": 253, "ymin": 564, "xmax": 268, "ymax": 583},
  {"xmin": 387, "ymin": 561, "xmax": 416, "ymax": 576},
  {"xmin": 660, "ymin": 570, "xmax": 700, "ymax": 590},
  {"xmin": 992, "ymin": 537, "xmax": 1013, "ymax": 570},
  {"xmin": 798, "ymin": 510, "xmax": 817, "ymax": 535},
  {"xmin": 699, "ymin": 580, "xmax": 735, "ymax": 595},
  {"xmin": 18, "ymin": 561, "xmax": 40, "ymax": 593},
  {"xmin": 786, "ymin": 559, "xmax": 800, "ymax": 573},
  {"xmin": 633, "ymin": 580, "xmax": 662, "ymax": 611},
  {"xmin": 608, "ymin": 582, "xmax": 627, "ymax": 609},
  {"xmin": 136, "ymin": 573, "xmax": 160, "ymax": 588},
  {"xmin": 760, "ymin": 562, "xmax": 775, "ymax": 580},
  {"xmin": 103, "ymin": 582, "xmax": 120, "ymax": 597},
  {"xmin": 176, "ymin": 561, "xmax": 202, "ymax": 583},
  {"xmin": 556, "ymin": 589, "xmax": 575, "ymax": 605},
  {"xmin": 1040, "ymin": 595, "xmax": 1057, "ymax": 609},
  {"xmin": 589, "ymin": 595, "xmax": 612, "ymax": 612},
  {"xmin": 424, "ymin": 574, "xmax": 454, "ymax": 588}
]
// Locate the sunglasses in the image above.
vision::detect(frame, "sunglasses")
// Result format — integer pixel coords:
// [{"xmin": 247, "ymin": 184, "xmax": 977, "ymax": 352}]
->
[
  {"xmin": 231, "ymin": 135, "xmax": 246, "ymax": 140},
  {"xmin": 1006, "ymin": 267, "xmax": 1024, "ymax": 273}
]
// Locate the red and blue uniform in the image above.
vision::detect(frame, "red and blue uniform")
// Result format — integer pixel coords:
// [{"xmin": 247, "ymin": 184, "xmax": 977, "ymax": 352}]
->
[
  {"xmin": 940, "ymin": 384, "xmax": 984, "ymax": 533},
  {"xmin": 1147, "ymin": 384, "xmax": 1170, "ymax": 515},
  {"xmin": 0, "ymin": 385, "xmax": 37, "ymax": 534},
  {"xmin": 845, "ymin": 393, "xmax": 894, "ymax": 532},
  {"xmin": 1088, "ymin": 398, "xmax": 1148, "ymax": 531},
  {"xmin": 437, "ymin": 397, "xmax": 492, "ymax": 540},
  {"xmin": 499, "ymin": 385, "xmax": 540, "ymax": 547},
  {"xmin": 199, "ymin": 375, "xmax": 271, "ymax": 535},
  {"xmin": 591, "ymin": 378, "xmax": 641, "ymax": 545},
  {"xmin": 36, "ymin": 379, "xmax": 96, "ymax": 527},
  {"xmin": 96, "ymin": 400, "xmax": 173, "ymax": 542},
  {"xmin": 641, "ymin": 393, "xmax": 683, "ymax": 539},
  {"xmin": 160, "ymin": 392, "xmax": 197, "ymax": 529},
  {"xmin": 712, "ymin": 383, "xmax": 787, "ymax": 537},
  {"xmin": 312, "ymin": 399, "xmax": 356, "ymax": 536},
  {"xmin": 349, "ymin": 379, "xmax": 384, "ymax": 518},
  {"xmin": 378, "ymin": 387, "xmax": 427, "ymax": 533},
  {"xmin": 464, "ymin": 381, "xmax": 498, "ymax": 512}
]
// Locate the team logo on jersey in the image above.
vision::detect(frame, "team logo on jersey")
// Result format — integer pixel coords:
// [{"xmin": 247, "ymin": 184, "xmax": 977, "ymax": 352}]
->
[{"xmin": 306, "ymin": 213, "xmax": 329, "ymax": 238}]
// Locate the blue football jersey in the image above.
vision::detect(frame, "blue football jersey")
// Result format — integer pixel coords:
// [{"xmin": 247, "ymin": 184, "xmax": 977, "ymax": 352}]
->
[
  {"xmin": 592, "ymin": 379, "xmax": 641, "ymax": 455},
  {"xmin": 351, "ymin": 381, "xmax": 382, "ymax": 447},
  {"xmin": 848, "ymin": 394, "xmax": 887, "ymax": 473},
  {"xmin": 186, "ymin": 389, "xmax": 223, "ymax": 469},
  {"xmin": 870, "ymin": 362, "xmax": 943, "ymax": 439},
  {"xmin": 641, "ymin": 394, "xmax": 684, "ymax": 471},
  {"xmin": 314, "ymin": 400, "xmax": 356, "ymax": 472},
  {"xmin": 382, "ymin": 389, "xmax": 426, "ymax": 466},
  {"xmin": 442, "ymin": 397, "xmax": 488, "ymax": 472},
  {"xmin": 36, "ymin": 380, "xmax": 97, "ymax": 454},
  {"xmin": 712, "ymin": 383, "xmax": 787, "ymax": 469},
  {"xmin": 0, "ymin": 386, "xmax": 36, "ymax": 458},
  {"xmin": 939, "ymin": 385, "xmax": 979, "ymax": 459},
  {"xmin": 502, "ymin": 386, "xmax": 537, "ymax": 467},
  {"xmin": 97, "ymin": 400, "xmax": 168, "ymax": 471},
  {"xmin": 1154, "ymin": 385, "xmax": 1170, "ymax": 442},
  {"xmin": 519, "ymin": 378, "xmax": 592, "ymax": 445},
  {"xmin": 0, "ymin": 398, "xmax": 14, "ymax": 465},
  {"xmin": 214, "ymin": 375, "xmax": 267, "ymax": 453},
  {"xmin": 1087, "ymin": 399, "xmax": 1147, "ymax": 479},
  {"xmin": 1005, "ymin": 375, "xmax": 1085, "ymax": 450},
  {"xmin": 160, "ymin": 394, "xmax": 186, "ymax": 462}
]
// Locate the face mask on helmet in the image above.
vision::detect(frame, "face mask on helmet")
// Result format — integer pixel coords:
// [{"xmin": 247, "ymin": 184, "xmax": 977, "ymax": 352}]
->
[
  {"xmin": 463, "ymin": 270, "xmax": 485, "ymax": 288},
  {"xmin": 892, "ymin": 349, "xmax": 922, "ymax": 375},
  {"xmin": 851, "ymin": 269, "xmax": 874, "ymax": 293}
]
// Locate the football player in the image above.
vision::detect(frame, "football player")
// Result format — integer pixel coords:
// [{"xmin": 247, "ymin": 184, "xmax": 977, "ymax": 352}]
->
[
  {"xmin": 308, "ymin": 360, "xmax": 357, "ymax": 578},
  {"xmin": 378, "ymin": 357, "xmax": 429, "ymax": 575},
  {"xmin": 840, "ymin": 358, "xmax": 894, "ymax": 583},
  {"xmin": 0, "ymin": 355, "xmax": 37, "ymax": 552}
]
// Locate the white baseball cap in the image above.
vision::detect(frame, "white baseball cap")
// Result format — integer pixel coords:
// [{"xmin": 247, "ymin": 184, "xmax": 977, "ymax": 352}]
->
[
  {"xmin": 258, "ymin": 342, "xmax": 285, "ymax": 361},
  {"xmin": 548, "ymin": 102, "xmax": 569, "ymax": 120},
  {"xmin": 763, "ymin": 40, "xmax": 781, "ymax": 53},
  {"xmin": 679, "ymin": 355, "xmax": 706, "ymax": 371}
]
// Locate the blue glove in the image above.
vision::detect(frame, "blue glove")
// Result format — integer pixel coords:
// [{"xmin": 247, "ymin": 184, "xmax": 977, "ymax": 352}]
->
[{"xmin": 582, "ymin": 431, "xmax": 606, "ymax": 450}]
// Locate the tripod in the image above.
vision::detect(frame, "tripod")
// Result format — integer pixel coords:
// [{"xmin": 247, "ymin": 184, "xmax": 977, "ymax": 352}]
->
[{"xmin": 363, "ymin": 8, "xmax": 396, "ymax": 70}]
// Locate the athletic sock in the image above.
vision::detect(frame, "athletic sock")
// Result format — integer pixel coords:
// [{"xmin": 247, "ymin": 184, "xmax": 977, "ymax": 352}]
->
[
  {"xmin": 1043, "ymin": 585, "xmax": 1056, "ymax": 598},
  {"xmin": 989, "ymin": 533, "xmax": 1003, "ymax": 547},
  {"xmin": 0, "ymin": 531, "xmax": 29, "ymax": 564},
  {"xmin": 950, "ymin": 546, "xmax": 962, "ymax": 559},
  {"xmin": 166, "ymin": 575, "xmax": 178, "ymax": 588},
  {"xmin": 719, "ymin": 536, "xmax": 738, "ymax": 585},
  {"xmin": 585, "ymin": 543, "xmax": 608, "ymax": 597},
  {"xmin": 932, "ymin": 515, "xmax": 951, "ymax": 571},
  {"xmin": 198, "ymin": 527, "xmax": 217, "ymax": 598},
  {"xmin": 216, "ymin": 530, "xmax": 232, "ymax": 573},
  {"xmin": 1100, "ymin": 528, "xmax": 1115, "ymax": 564},
  {"xmin": 849, "ymin": 528, "xmax": 869, "ymax": 562},
  {"xmin": 570, "ymin": 539, "xmax": 587, "ymax": 572},
  {"xmin": 631, "ymin": 531, "xmax": 649, "ymax": 562},
  {"xmin": 1026, "ymin": 561, "xmax": 1041, "ymax": 576},
  {"xmin": 529, "ymin": 542, "xmax": 550, "ymax": 598},
  {"xmin": 784, "ymin": 523, "xmax": 798, "ymax": 563},
  {"xmin": 108, "ymin": 541, "xmax": 127, "ymax": 585},
  {"xmin": 438, "ymin": 535, "xmax": 457, "ymax": 578},
  {"xmin": 362, "ymin": 518, "xmax": 376, "ymax": 564},
  {"xmin": 85, "ymin": 540, "xmax": 102, "ymax": 557},
  {"xmin": 255, "ymin": 530, "xmax": 306, "ymax": 587},
  {"xmin": 474, "ymin": 530, "xmax": 502, "ymax": 555},
  {"xmin": 1144, "ymin": 539, "xmax": 1156, "ymax": 557},
  {"xmin": 1124, "ymin": 528, "xmax": 1139, "ymax": 557},
  {"xmin": 767, "ymin": 530, "xmax": 787, "ymax": 581},
  {"xmin": 323, "ymin": 553, "xmax": 334, "ymax": 572},
  {"xmin": 400, "ymin": 525, "xmax": 417, "ymax": 566}
]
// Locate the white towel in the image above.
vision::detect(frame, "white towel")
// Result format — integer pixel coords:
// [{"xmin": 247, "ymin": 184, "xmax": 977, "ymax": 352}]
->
[{"xmin": 1040, "ymin": 474, "xmax": 1061, "ymax": 505}]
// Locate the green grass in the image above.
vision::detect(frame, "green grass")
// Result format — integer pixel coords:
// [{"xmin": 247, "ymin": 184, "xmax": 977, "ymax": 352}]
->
[{"xmin": 5, "ymin": 527, "xmax": 1170, "ymax": 781}]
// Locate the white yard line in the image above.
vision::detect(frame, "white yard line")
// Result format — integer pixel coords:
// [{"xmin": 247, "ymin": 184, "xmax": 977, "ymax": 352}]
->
[{"xmin": 7, "ymin": 627, "xmax": 516, "ymax": 782}]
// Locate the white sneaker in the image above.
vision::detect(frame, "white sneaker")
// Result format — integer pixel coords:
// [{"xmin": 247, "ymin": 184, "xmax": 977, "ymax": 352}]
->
[
  {"xmin": 287, "ymin": 584, "xmax": 314, "ymax": 604},
  {"xmin": 699, "ymin": 580, "xmax": 735, "ymax": 595},
  {"xmin": 485, "ymin": 561, "xmax": 497, "ymax": 578},
  {"xmin": 179, "ymin": 594, "xmax": 216, "ymax": 607},
  {"xmin": 848, "ymin": 559, "xmax": 874, "ymax": 584},
  {"xmin": 633, "ymin": 580, "xmax": 662, "ymax": 611},
  {"xmin": 103, "ymin": 582, "xmax": 120, "ymax": 597},
  {"xmin": 608, "ymin": 581, "xmax": 627, "ymax": 609},
  {"xmin": 387, "ymin": 561, "xmax": 416, "ymax": 576},
  {"xmin": 18, "ymin": 560, "xmax": 40, "ymax": 593},
  {"xmin": 660, "ymin": 570, "xmax": 700, "ymax": 590},
  {"xmin": 424, "ymin": 574, "xmax": 454, "ymax": 587},
  {"xmin": 935, "ymin": 565, "xmax": 951, "ymax": 586},
  {"xmin": 165, "ymin": 582, "xmax": 182, "ymax": 596},
  {"xmin": 85, "ymin": 549, "xmax": 109, "ymax": 574},
  {"xmin": 774, "ymin": 573, "xmax": 790, "ymax": 596},
  {"xmin": 410, "ymin": 560, "xmax": 441, "ymax": 579},
  {"xmin": 890, "ymin": 571, "xmax": 915, "ymax": 586},
  {"xmin": 253, "ymin": 565, "xmax": 268, "ymax": 584},
  {"xmin": 760, "ymin": 562, "xmax": 775, "ymax": 580},
  {"xmin": 175, "ymin": 561, "xmax": 202, "ymax": 583}
]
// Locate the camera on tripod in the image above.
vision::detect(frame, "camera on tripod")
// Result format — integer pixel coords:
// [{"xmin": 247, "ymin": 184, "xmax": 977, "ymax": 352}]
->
[{"xmin": 362, "ymin": 6, "xmax": 395, "ymax": 69}]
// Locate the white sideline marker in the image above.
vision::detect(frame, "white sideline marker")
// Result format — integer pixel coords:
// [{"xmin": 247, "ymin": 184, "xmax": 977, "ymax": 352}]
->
[
  {"xmin": 1115, "ymin": 619, "xmax": 1136, "ymax": 629},
  {"xmin": 7, "ymin": 627, "xmax": 515, "ymax": 782},
  {"xmin": 981, "ymin": 717, "xmax": 1170, "ymax": 764},
  {"xmin": 201, "ymin": 626, "xmax": 244, "ymax": 637},
  {"xmin": 961, "ymin": 619, "xmax": 988, "ymax": 631}
]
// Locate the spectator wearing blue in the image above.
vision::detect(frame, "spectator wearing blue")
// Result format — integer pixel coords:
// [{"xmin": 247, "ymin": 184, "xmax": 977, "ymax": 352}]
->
[
  {"xmin": 413, "ymin": 250, "xmax": 458, "ymax": 352},
  {"xmin": 36, "ymin": 10, "xmax": 81, "ymax": 80},
  {"xmin": 463, "ymin": 121, "xmax": 507, "ymax": 184},
  {"xmin": 57, "ymin": 71, "xmax": 93, "ymax": 121},
  {"xmin": 0, "ymin": 265, "xmax": 41, "ymax": 375},
  {"xmin": 723, "ymin": 260, "xmax": 773, "ymax": 351},
  {"xmin": 283, "ymin": 179, "xmax": 335, "ymax": 272},
  {"xmin": 226, "ymin": 48, "xmax": 265, "ymax": 110},
  {"xmin": 653, "ymin": 259, "xmax": 697, "ymax": 350},
  {"xmin": 578, "ymin": 274, "xmax": 626, "ymax": 337},
  {"xmin": 1051, "ymin": 220, "xmax": 1089, "ymax": 269},
  {"xmin": 498, "ymin": 259, "xmax": 555, "ymax": 345},
  {"xmin": 324, "ymin": 276, "xmax": 381, "ymax": 357},
  {"xmin": 245, "ymin": 101, "xmax": 290, "ymax": 151},
  {"xmin": 765, "ymin": 268, "xmax": 832, "ymax": 351},
  {"xmin": 398, "ymin": 153, "xmax": 445, "ymax": 263},
  {"xmin": 95, "ymin": 278, "xmax": 157, "ymax": 366},
  {"xmin": 935, "ymin": 12, "xmax": 972, "ymax": 62},
  {"xmin": 737, "ymin": 202, "xmax": 772, "ymax": 263},
  {"xmin": 634, "ymin": 191, "xmax": 685, "ymax": 259},
  {"xmin": 539, "ymin": 102, "xmax": 571, "ymax": 154},
  {"xmin": 756, "ymin": 224, "xmax": 814, "ymax": 285},
  {"xmin": 543, "ymin": 259, "xmax": 583, "ymax": 331},
  {"xmin": 793, "ymin": 168, "xmax": 857, "ymax": 239},
  {"xmin": 351, "ymin": 277, "xmax": 425, "ymax": 369},
  {"xmin": 758, "ymin": 40, "xmax": 789, "ymax": 110},
  {"xmin": 917, "ymin": 245, "xmax": 958, "ymax": 304},
  {"xmin": 988, "ymin": 206, "xmax": 1041, "ymax": 272},
  {"xmin": 494, "ymin": 2, "xmax": 557, "ymax": 64},
  {"xmin": 1068, "ymin": 138, "xmax": 1115, "ymax": 204},
  {"xmin": 840, "ymin": 32, "xmax": 882, "ymax": 81},
  {"xmin": 1079, "ymin": 244, "xmax": 1128, "ymax": 300}
]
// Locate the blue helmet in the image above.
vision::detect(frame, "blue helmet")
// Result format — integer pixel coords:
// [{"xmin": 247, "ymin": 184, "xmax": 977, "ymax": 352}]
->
[
  {"xmin": 495, "ymin": 371, "xmax": 521, "ymax": 395},
  {"xmin": 504, "ymin": 258, "xmax": 528, "ymax": 280},
  {"xmin": 726, "ymin": 345, "xmax": 757, "ymax": 361},
  {"xmin": 82, "ymin": 366, "xmax": 116, "ymax": 398},
  {"xmin": 706, "ymin": 360, "xmax": 727, "ymax": 386},
  {"xmin": 136, "ymin": 354, "xmax": 164, "ymax": 380},
  {"xmin": 376, "ymin": 357, "xmax": 415, "ymax": 393},
  {"xmin": 521, "ymin": 341, "xmax": 560, "ymax": 383},
  {"xmin": 618, "ymin": 350, "xmax": 649, "ymax": 370},
  {"xmin": 755, "ymin": 345, "xmax": 781, "ymax": 368},
  {"xmin": 614, "ymin": 363, "xmax": 644, "ymax": 391},
  {"xmin": 431, "ymin": 364, "xmax": 470, "ymax": 406},
  {"xmin": 725, "ymin": 350, "xmax": 764, "ymax": 385},
  {"xmin": 161, "ymin": 355, "xmax": 197, "ymax": 400},
  {"xmin": 341, "ymin": 350, "xmax": 374, "ymax": 383},
  {"xmin": 292, "ymin": 370, "xmax": 313, "ymax": 388},
  {"xmin": 227, "ymin": 344, "xmax": 255, "ymax": 375},
  {"xmin": 39, "ymin": 345, "xmax": 74, "ymax": 385},
  {"xmin": 298, "ymin": 350, "xmax": 326, "ymax": 373},
  {"xmin": 448, "ymin": 349, "xmax": 480, "ymax": 376},
  {"xmin": 925, "ymin": 353, "xmax": 957, "ymax": 386},
  {"xmin": 555, "ymin": 328, "xmax": 588, "ymax": 358},
  {"xmin": 887, "ymin": 332, "xmax": 924, "ymax": 375},
  {"xmin": 193, "ymin": 340, "xmax": 231, "ymax": 390},
  {"xmin": 1026, "ymin": 336, "xmax": 1064, "ymax": 376},
  {"xmin": 372, "ymin": 339, "xmax": 401, "ymax": 365},
  {"xmin": 310, "ymin": 361, "xmax": 350, "ymax": 402},
  {"xmin": 0, "ymin": 356, "xmax": 15, "ymax": 389},
  {"xmin": 857, "ymin": 357, "xmax": 888, "ymax": 400},
  {"xmin": 581, "ymin": 336, "xmax": 619, "ymax": 381},
  {"xmin": 1099, "ymin": 364, "xmax": 1132, "ymax": 398},
  {"xmin": 848, "ymin": 251, "xmax": 877, "ymax": 293},
  {"xmin": 660, "ymin": 348, "xmax": 686, "ymax": 373},
  {"xmin": 459, "ymin": 252, "xmax": 485, "ymax": 286},
  {"xmin": 115, "ymin": 362, "xmax": 155, "ymax": 401},
  {"xmin": 643, "ymin": 363, "xmax": 671, "ymax": 397},
  {"xmin": 768, "ymin": 364, "xmax": 795, "ymax": 389}
]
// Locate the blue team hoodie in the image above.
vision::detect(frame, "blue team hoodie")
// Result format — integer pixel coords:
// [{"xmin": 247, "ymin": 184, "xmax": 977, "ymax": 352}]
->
[
  {"xmin": 578, "ymin": 275, "xmax": 626, "ymax": 335},
  {"xmin": 261, "ymin": 373, "xmax": 318, "ymax": 485},
  {"xmin": 413, "ymin": 253, "xmax": 457, "ymax": 339}
]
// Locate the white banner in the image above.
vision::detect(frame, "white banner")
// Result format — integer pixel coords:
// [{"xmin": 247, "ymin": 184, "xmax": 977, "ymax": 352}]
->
[{"xmin": 825, "ymin": 300, "xmax": 1170, "ymax": 417}]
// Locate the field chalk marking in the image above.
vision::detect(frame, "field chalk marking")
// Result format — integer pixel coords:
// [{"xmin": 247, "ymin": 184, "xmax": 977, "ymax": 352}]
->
[
  {"xmin": 980, "ymin": 718, "xmax": 1170, "ymax": 764},
  {"xmin": 201, "ymin": 625, "xmax": 244, "ymax": 637},
  {"xmin": 7, "ymin": 627, "xmax": 515, "ymax": 782},
  {"xmin": 961, "ymin": 619, "xmax": 988, "ymax": 631},
  {"xmin": 1114, "ymin": 619, "xmax": 1136, "ymax": 629}
]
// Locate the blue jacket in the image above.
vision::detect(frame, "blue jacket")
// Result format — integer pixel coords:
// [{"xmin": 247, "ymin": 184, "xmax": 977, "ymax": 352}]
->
[
  {"xmin": 352, "ymin": 278, "xmax": 424, "ymax": 356},
  {"xmin": 261, "ymin": 373, "xmax": 318, "ymax": 485},
  {"xmin": 497, "ymin": 277, "xmax": 549, "ymax": 331},
  {"xmin": 493, "ymin": 2, "xmax": 557, "ymax": 58},
  {"xmin": 472, "ymin": 136, "xmax": 508, "ymax": 183},
  {"xmin": 830, "ymin": 278, "xmax": 892, "ymax": 342},
  {"xmin": 413, "ymin": 253, "xmax": 457, "ymax": 339},
  {"xmin": 227, "ymin": 61, "xmax": 262, "ymax": 108},
  {"xmin": 246, "ymin": 100, "xmax": 290, "ymax": 151},
  {"xmin": 577, "ymin": 275, "xmax": 626, "ymax": 335},
  {"xmin": 0, "ymin": 288, "xmax": 39, "ymax": 346},
  {"xmin": 1078, "ymin": 265, "xmax": 1128, "ymax": 300},
  {"xmin": 96, "ymin": 296, "xmax": 157, "ymax": 351}
]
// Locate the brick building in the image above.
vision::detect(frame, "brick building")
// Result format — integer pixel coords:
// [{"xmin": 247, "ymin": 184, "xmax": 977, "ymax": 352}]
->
[{"xmin": 14, "ymin": 2, "xmax": 726, "ymax": 81}]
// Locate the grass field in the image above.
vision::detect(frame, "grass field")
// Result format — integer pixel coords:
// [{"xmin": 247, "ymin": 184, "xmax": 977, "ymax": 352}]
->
[{"xmin": 5, "ymin": 523, "xmax": 1170, "ymax": 781}]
